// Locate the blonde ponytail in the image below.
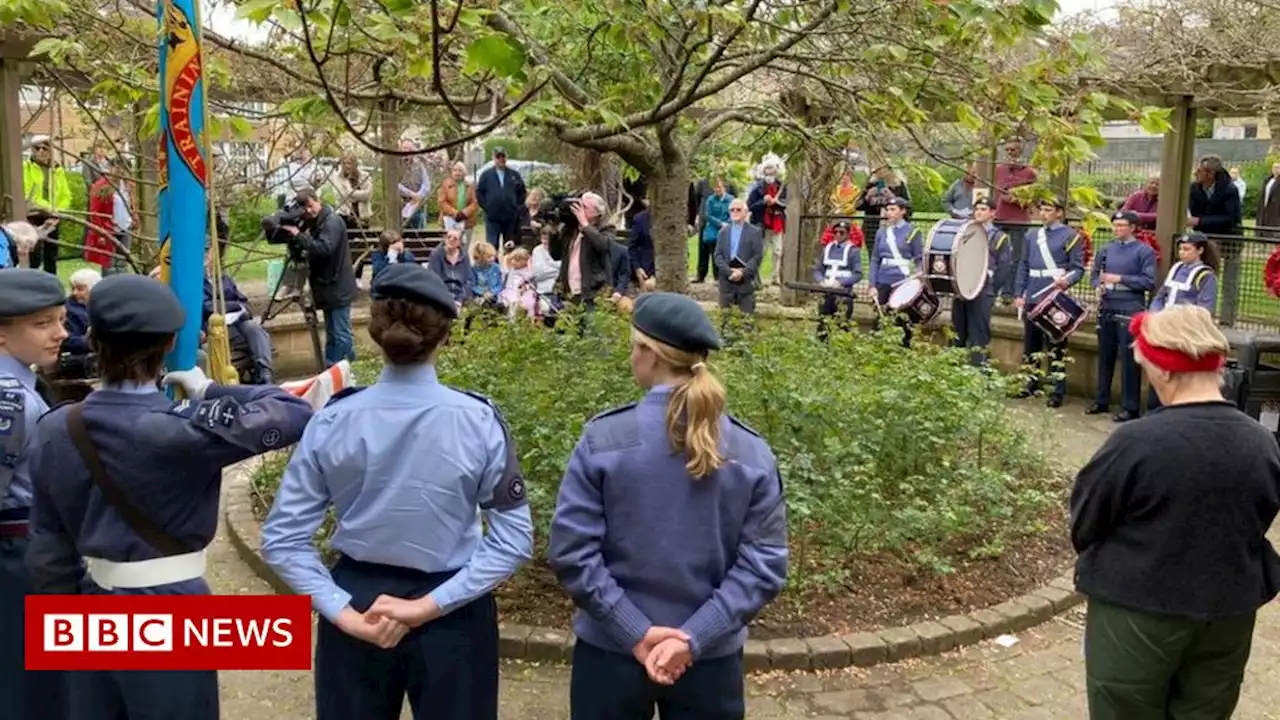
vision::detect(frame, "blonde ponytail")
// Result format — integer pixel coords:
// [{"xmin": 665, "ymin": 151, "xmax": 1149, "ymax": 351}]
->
[{"xmin": 633, "ymin": 330, "xmax": 727, "ymax": 478}]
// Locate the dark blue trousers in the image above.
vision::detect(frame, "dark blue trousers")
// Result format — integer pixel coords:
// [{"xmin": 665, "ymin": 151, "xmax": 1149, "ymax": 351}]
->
[
  {"xmin": 315, "ymin": 557, "xmax": 498, "ymax": 720},
  {"xmin": 875, "ymin": 284, "xmax": 912, "ymax": 348},
  {"xmin": 2, "ymin": 533, "xmax": 67, "ymax": 720},
  {"xmin": 816, "ymin": 293, "xmax": 854, "ymax": 342},
  {"xmin": 67, "ymin": 668, "xmax": 217, "ymax": 720},
  {"xmin": 1022, "ymin": 317, "xmax": 1068, "ymax": 401},
  {"xmin": 953, "ymin": 293, "xmax": 995, "ymax": 366},
  {"xmin": 569, "ymin": 640, "xmax": 745, "ymax": 720},
  {"xmin": 1095, "ymin": 311, "xmax": 1141, "ymax": 414}
]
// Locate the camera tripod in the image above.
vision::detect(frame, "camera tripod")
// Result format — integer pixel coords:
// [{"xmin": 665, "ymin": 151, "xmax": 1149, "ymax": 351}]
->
[{"xmin": 262, "ymin": 253, "xmax": 325, "ymax": 373}]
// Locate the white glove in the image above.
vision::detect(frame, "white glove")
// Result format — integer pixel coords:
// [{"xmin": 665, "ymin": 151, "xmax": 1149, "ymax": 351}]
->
[{"xmin": 162, "ymin": 366, "xmax": 213, "ymax": 400}]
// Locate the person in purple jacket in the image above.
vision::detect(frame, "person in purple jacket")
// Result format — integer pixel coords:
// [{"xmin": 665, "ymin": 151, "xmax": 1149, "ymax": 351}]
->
[{"xmin": 548, "ymin": 292, "xmax": 788, "ymax": 720}]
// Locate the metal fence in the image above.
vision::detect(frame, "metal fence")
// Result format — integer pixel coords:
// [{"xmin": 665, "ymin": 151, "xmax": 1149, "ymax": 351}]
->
[{"xmin": 797, "ymin": 213, "xmax": 1280, "ymax": 332}]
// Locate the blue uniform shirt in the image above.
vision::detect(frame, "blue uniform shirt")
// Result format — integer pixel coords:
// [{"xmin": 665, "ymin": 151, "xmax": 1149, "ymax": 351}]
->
[
  {"xmin": 1091, "ymin": 238, "xmax": 1157, "ymax": 313},
  {"xmin": 261, "ymin": 363, "xmax": 534, "ymax": 622},
  {"xmin": 548, "ymin": 386, "xmax": 789, "ymax": 661},
  {"xmin": 812, "ymin": 241, "xmax": 862, "ymax": 288},
  {"xmin": 870, "ymin": 221, "xmax": 922, "ymax": 287},
  {"xmin": 0, "ymin": 355, "xmax": 47, "ymax": 514},
  {"xmin": 1014, "ymin": 222, "xmax": 1086, "ymax": 300},
  {"xmin": 24, "ymin": 381, "xmax": 313, "ymax": 594},
  {"xmin": 1150, "ymin": 261, "xmax": 1219, "ymax": 312}
]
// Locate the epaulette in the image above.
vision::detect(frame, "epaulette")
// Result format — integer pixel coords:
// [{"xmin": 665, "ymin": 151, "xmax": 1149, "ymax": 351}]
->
[
  {"xmin": 1065, "ymin": 229, "xmax": 1081, "ymax": 251},
  {"xmin": 587, "ymin": 402, "xmax": 637, "ymax": 425},
  {"xmin": 727, "ymin": 415, "xmax": 762, "ymax": 438},
  {"xmin": 457, "ymin": 388, "xmax": 501, "ymax": 415},
  {"xmin": 324, "ymin": 386, "xmax": 367, "ymax": 408},
  {"xmin": 583, "ymin": 402, "xmax": 640, "ymax": 454}
]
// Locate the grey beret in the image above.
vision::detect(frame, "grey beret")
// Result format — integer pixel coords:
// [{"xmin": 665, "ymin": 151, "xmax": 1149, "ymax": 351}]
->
[
  {"xmin": 0, "ymin": 268, "xmax": 65, "ymax": 318},
  {"xmin": 632, "ymin": 292, "xmax": 721, "ymax": 353},
  {"xmin": 371, "ymin": 263, "xmax": 459, "ymax": 318}
]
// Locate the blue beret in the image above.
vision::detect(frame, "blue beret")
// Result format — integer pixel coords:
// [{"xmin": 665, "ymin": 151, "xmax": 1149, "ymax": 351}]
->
[
  {"xmin": 89, "ymin": 275, "xmax": 184, "ymax": 334},
  {"xmin": 0, "ymin": 268, "xmax": 65, "ymax": 318},
  {"xmin": 1179, "ymin": 231, "xmax": 1209, "ymax": 246},
  {"xmin": 1112, "ymin": 210, "xmax": 1140, "ymax": 225},
  {"xmin": 632, "ymin": 292, "xmax": 721, "ymax": 354},
  {"xmin": 370, "ymin": 263, "xmax": 458, "ymax": 318},
  {"xmin": 885, "ymin": 196, "xmax": 911, "ymax": 209}
]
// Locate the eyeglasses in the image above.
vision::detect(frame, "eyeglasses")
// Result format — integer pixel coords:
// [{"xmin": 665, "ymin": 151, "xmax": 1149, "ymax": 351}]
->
[{"xmin": 730, "ymin": 207, "xmax": 746, "ymax": 212}]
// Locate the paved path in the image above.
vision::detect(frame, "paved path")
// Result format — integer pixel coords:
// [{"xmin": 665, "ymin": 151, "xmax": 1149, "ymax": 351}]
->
[{"xmin": 212, "ymin": 398, "xmax": 1280, "ymax": 718}]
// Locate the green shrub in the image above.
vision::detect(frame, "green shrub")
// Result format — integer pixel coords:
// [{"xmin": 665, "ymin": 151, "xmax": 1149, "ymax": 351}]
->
[{"xmin": 255, "ymin": 306, "xmax": 1062, "ymax": 591}]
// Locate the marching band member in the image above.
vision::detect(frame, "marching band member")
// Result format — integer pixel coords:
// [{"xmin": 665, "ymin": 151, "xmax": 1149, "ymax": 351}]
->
[
  {"xmin": 951, "ymin": 198, "xmax": 1011, "ymax": 366},
  {"xmin": 1088, "ymin": 211, "xmax": 1157, "ymax": 422},
  {"xmin": 867, "ymin": 197, "xmax": 922, "ymax": 348},
  {"xmin": 23, "ymin": 274, "xmax": 313, "ymax": 720},
  {"xmin": 1014, "ymin": 198, "xmax": 1085, "ymax": 408},
  {"xmin": 549, "ymin": 292, "xmax": 788, "ymax": 720},
  {"xmin": 812, "ymin": 220, "xmax": 862, "ymax": 341},
  {"xmin": 262, "ymin": 264, "xmax": 533, "ymax": 720},
  {"xmin": 0, "ymin": 269, "xmax": 67, "ymax": 719},
  {"xmin": 1146, "ymin": 232, "xmax": 1221, "ymax": 411}
]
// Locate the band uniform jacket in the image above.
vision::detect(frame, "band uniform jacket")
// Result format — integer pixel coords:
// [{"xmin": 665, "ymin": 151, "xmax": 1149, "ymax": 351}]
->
[
  {"xmin": 812, "ymin": 241, "xmax": 862, "ymax": 290},
  {"xmin": 713, "ymin": 223, "xmax": 764, "ymax": 292},
  {"xmin": 869, "ymin": 222, "xmax": 922, "ymax": 288},
  {"xmin": 1014, "ymin": 223, "xmax": 1085, "ymax": 301},
  {"xmin": 1150, "ymin": 262, "xmax": 1218, "ymax": 312},
  {"xmin": 981, "ymin": 224, "xmax": 1014, "ymax": 297}
]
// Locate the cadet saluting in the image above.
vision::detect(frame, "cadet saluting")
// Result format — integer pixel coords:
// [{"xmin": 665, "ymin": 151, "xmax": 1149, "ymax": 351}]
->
[
  {"xmin": 22, "ymin": 273, "xmax": 314, "ymax": 720},
  {"xmin": 261, "ymin": 263, "xmax": 534, "ymax": 720},
  {"xmin": 549, "ymin": 292, "xmax": 789, "ymax": 720},
  {"xmin": 0, "ymin": 269, "xmax": 68, "ymax": 720}
]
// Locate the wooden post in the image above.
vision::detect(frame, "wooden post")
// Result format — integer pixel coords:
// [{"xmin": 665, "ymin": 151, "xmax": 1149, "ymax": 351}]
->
[
  {"xmin": 379, "ymin": 99, "xmax": 400, "ymax": 231},
  {"xmin": 780, "ymin": 154, "xmax": 805, "ymax": 307},
  {"xmin": 1155, "ymin": 96, "xmax": 1196, "ymax": 279},
  {"xmin": 0, "ymin": 58, "xmax": 25, "ymax": 221}
]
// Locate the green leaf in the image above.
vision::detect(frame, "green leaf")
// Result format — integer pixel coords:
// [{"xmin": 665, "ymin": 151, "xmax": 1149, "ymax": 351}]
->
[
  {"xmin": 955, "ymin": 103, "xmax": 983, "ymax": 131},
  {"xmin": 465, "ymin": 35, "xmax": 527, "ymax": 80},
  {"xmin": 235, "ymin": 0, "xmax": 277, "ymax": 24},
  {"xmin": 406, "ymin": 54, "xmax": 433, "ymax": 80},
  {"xmin": 139, "ymin": 103, "xmax": 162, "ymax": 139},
  {"xmin": 229, "ymin": 116, "xmax": 253, "ymax": 140},
  {"xmin": 1137, "ymin": 106, "xmax": 1173, "ymax": 135}
]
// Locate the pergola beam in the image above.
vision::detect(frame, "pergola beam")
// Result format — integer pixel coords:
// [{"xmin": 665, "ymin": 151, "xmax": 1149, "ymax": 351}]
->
[{"xmin": 1154, "ymin": 95, "xmax": 1195, "ymax": 277}]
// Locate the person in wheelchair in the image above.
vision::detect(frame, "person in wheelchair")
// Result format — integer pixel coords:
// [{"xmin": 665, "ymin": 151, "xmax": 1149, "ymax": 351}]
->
[
  {"xmin": 62, "ymin": 268, "xmax": 100, "ymax": 357},
  {"xmin": 203, "ymin": 245, "xmax": 275, "ymax": 384}
]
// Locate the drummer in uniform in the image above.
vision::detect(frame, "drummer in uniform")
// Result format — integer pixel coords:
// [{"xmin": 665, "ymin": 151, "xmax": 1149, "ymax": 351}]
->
[
  {"xmin": 1087, "ymin": 210, "xmax": 1157, "ymax": 422},
  {"xmin": 812, "ymin": 219, "xmax": 862, "ymax": 341},
  {"xmin": 261, "ymin": 263, "xmax": 534, "ymax": 720},
  {"xmin": 549, "ymin": 292, "xmax": 788, "ymax": 720},
  {"xmin": 1146, "ymin": 232, "xmax": 1221, "ymax": 411},
  {"xmin": 867, "ymin": 196, "xmax": 922, "ymax": 347},
  {"xmin": 22, "ymin": 273, "xmax": 314, "ymax": 720},
  {"xmin": 951, "ymin": 198, "xmax": 1011, "ymax": 367},
  {"xmin": 1013, "ymin": 197, "xmax": 1085, "ymax": 408},
  {"xmin": 0, "ymin": 269, "xmax": 67, "ymax": 719}
]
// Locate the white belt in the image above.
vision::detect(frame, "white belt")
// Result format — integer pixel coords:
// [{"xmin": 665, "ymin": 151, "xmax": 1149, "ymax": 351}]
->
[
  {"xmin": 1029, "ymin": 268, "xmax": 1065, "ymax": 278},
  {"xmin": 880, "ymin": 258, "xmax": 910, "ymax": 267},
  {"xmin": 85, "ymin": 550, "xmax": 207, "ymax": 590}
]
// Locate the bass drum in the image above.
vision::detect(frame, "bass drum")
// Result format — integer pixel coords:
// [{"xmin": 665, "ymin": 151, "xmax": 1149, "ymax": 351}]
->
[{"xmin": 923, "ymin": 219, "xmax": 990, "ymax": 300}]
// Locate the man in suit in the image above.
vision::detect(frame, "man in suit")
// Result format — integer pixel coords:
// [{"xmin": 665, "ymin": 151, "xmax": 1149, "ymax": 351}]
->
[
  {"xmin": 1259, "ymin": 162, "xmax": 1280, "ymax": 237},
  {"xmin": 713, "ymin": 198, "xmax": 763, "ymax": 315},
  {"xmin": 476, "ymin": 147, "xmax": 527, "ymax": 251}
]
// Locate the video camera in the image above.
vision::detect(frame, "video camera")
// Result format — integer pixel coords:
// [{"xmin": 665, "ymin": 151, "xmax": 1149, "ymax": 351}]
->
[
  {"xmin": 539, "ymin": 191, "xmax": 585, "ymax": 238},
  {"xmin": 261, "ymin": 197, "xmax": 307, "ymax": 247}
]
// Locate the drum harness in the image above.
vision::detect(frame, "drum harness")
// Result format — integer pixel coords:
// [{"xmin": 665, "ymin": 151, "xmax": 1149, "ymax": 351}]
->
[
  {"xmin": 1163, "ymin": 261, "xmax": 1209, "ymax": 307},
  {"xmin": 823, "ymin": 242, "xmax": 854, "ymax": 285}
]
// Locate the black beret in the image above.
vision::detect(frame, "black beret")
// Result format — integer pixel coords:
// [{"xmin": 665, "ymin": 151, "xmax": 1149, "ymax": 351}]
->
[
  {"xmin": 632, "ymin": 292, "xmax": 721, "ymax": 354},
  {"xmin": 832, "ymin": 220, "xmax": 851, "ymax": 230},
  {"xmin": 0, "ymin": 268, "xmax": 65, "ymax": 318},
  {"xmin": 89, "ymin": 274, "xmax": 184, "ymax": 334},
  {"xmin": 885, "ymin": 196, "xmax": 911, "ymax": 209},
  {"xmin": 370, "ymin": 263, "xmax": 458, "ymax": 318},
  {"xmin": 972, "ymin": 196, "xmax": 994, "ymax": 209},
  {"xmin": 1039, "ymin": 196, "xmax": 1068, "ymax": 210},
  {"xmin": 1112, "ymin": 210, "xmax": 1140, "ymax": 225},
  {"xmin": 1178, "ymin": 231, "xmax": 1209, "ymax": 246}
]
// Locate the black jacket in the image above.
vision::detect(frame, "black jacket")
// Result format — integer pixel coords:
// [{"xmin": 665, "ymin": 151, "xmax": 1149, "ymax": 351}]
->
[
  {"xmin": 551, "ymin": 223, "xmax": 616, "ymax": 301},
  {"xmin": 609, "ymin": 241, "xmax": 632, "ymax": 295},
  {"xmin": 476, "ymin": 167, "xmax": 527, "ymax": 225},
  {"xmin": 1189, "ymin": 172, "xmax": 1242, "ymax": 236},
  {"xmin": 297, "ymin": 206, "xmax": 357, "ymax": 310}
]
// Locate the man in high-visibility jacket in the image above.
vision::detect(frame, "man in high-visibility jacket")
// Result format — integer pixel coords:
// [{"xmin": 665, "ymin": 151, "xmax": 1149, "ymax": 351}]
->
[{"xmin": 21, "ymin": 135, "xmax": 73, "ymax": 274}]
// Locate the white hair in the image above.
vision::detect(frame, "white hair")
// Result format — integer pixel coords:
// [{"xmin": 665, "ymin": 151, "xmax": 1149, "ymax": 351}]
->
[
  {"xmin": 2, "ymin": 221, "xmax": 39, "ymax": 253},
  {"xmin": 581, "ymin": 192, "xmax": 607, "ymax": 216},
  {"xmin": 70, "ymin": 268, "xmax": 102, "ymax": 291}
]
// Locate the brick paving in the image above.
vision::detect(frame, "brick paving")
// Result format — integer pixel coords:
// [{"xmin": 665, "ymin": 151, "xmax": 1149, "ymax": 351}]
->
[{"xmin": 212, "ymin": 398, "xmax": 1280, "ymax": 718}]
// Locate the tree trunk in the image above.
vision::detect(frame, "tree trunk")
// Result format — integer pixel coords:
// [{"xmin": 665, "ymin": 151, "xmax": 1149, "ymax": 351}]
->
[{"xmin": 649, "ymin": 161, "xmax": 691, "ymax": 293}]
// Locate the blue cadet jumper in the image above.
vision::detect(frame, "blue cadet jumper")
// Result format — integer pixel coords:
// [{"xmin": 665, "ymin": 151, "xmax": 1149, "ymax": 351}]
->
[
  {"xmin": 952, "ymin": 213, "xmax": 1012, "ymax": 367},
  {"xmin": 1147, "ymin": 233, "xmax": 1220, "ymax": 412},
  {"xmin": 812, "ymin": 221, "xmax": 862, "ymax": 341},
  {"xmin": 1014, "ymin": 212, "xmax": 1086, "ymax": 403},
  {"xmin": 869, "ymin": 198, "xmax": 923, "ymax": 347},
  {"xmin": 23, "ymin": 274, "xmax": 313, "ymax": 720},
  {"xmin": 549, "ymin": 292, "xmax": 789, "ymax": 720},
  {"xmin": 261, "ymin": 263, "xmax": 534, "ymax": 720},
  {"xmin": 1090, "ymin": 212, "xmax": 1157, "ymax": 419},
  {"xmin": 0, "ymin": 268, "xmax": 67, "ymax": 720}
]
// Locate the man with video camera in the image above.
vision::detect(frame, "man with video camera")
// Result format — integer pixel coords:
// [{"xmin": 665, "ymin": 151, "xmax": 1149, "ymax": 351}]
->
[
  {"xmin": 276, "ymin": 189, "xmax": 358, "ymax": 366},
  {"xmin": 549, "ymin": 192, "xmax": 617, "ymax": 310}
]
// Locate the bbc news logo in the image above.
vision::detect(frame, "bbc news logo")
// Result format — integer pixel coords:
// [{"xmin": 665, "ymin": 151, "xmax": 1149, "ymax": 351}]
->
[{"xmin": 26, "ymin": 595, "xmax": 311, "ymax": 670}]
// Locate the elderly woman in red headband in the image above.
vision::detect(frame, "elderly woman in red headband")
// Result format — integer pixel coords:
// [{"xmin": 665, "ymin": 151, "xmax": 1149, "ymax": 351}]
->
[{"xmin": 1069, "ymin": 305, "xmax": 1280, "ymax": 720}]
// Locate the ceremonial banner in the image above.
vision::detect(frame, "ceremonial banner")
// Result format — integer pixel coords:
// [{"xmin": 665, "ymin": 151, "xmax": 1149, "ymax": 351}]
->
[{"xmin": 159, "ymin": 0, "xmax": 209, "ymax": 374}]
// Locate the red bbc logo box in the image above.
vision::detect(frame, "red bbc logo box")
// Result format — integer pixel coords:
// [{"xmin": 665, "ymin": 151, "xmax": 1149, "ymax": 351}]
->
[{"xmin": 25, "ymin": 595, "xmax": 312, "ymax": 671}]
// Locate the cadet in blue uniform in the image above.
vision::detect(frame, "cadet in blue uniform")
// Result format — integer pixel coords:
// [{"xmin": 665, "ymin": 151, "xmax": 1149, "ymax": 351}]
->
[
  {"xmin": 0, "ymin": 268, "xmax": 68, "ymax": 720},
  {"xmin": 261, "ymin": 263, "xmax": 534, "ymax": 720},
  {"xmin": 1013, "ymin": 198, "xmax": 1086, "ymax": 408},
  {"xmin": 549, "ymin": 292, "xmax": 789, "ymax": 720},
  {"xmin": 951, "ymin": 198, "xmax": 1011, "ymax": 367},
  {"xmin": 813, "ymin": 220, "xmax": 862, "ymax": 341},
  {"xmin": 868, "ymin": 197, "xmax": 922, "ymax": 347},
  {"xmin": 1088, "ymin": 211, "xmax": 1157, "ymax": 422},
  {"xmin": 22, "ymin": 273, "xmax": 313, "ymax": 720},
  {"xmin": 1147, "ymin": 232, "xmax": 1221, "ymax": 411}
]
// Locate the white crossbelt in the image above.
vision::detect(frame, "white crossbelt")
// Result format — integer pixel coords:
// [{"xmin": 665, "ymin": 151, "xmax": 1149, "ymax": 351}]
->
[
  {"xmin": 1162, "ymin": 261, "xmax": 1204, "ymax": 306},
  {"xmin": 1029, "ymin": 227, "xmax": 1068, "ymax": 280},
  {"xmin": 880, "ymin": 225, "xmax": 911, "ymax": 269},
  {"xmin": 85, "ymin": 550, "xmax": 207, "ymax": 590},
  {"xmin": 824, "ymin": 243, "xmax": 853, "ymax": 282}
]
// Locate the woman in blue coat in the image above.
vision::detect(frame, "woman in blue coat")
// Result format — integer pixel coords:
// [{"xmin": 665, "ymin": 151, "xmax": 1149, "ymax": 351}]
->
[{"xmin": 549, "ymin": 292, "xmax": 789, "ymax": 719}]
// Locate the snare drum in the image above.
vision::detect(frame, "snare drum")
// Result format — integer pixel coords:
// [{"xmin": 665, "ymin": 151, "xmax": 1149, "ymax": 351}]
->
[
  {"xmin": 887, "ymin": 277, "xmax": 941, "ymax": 325},
  {"xmin": 1027, "ymin": 289, "xmax": 1088, "ymax": 344},
  {"xmin": 923, "ymin": 219, "xmax": 990, "ymax": 300}
]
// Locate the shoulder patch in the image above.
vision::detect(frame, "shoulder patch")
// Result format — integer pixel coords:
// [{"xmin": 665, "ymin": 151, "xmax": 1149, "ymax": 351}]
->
[
  {"xmin": 0, "ymin": 378, "xmax": 20, "ymax": 389},
  {"xmin": 166, "ymin": 398, "xmax": 198, "ymax": 419},
  {"xmin": 728, "ymin": 415, "xmax": 762, "ymax": 438},
  {"xmin": 324, "ymin": 386, "xmax": 367, "ymax": 408}
]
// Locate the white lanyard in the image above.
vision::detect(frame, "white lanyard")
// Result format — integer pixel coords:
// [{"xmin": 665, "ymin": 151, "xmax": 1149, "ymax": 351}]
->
[
  {"xmin": 881, "ymin": 225, "xmax": 910, "ymax": 268},
  {"xmin": 824, "ymin": 243, "xmax": 852, "ymax": 280},
  {"xmin": 1035, "ymin": 227, "xmax": 1063, "ymax": 277},
  {"xmin": 1163, "ymin": 261, "xmax": 1203, "ymax": 306}
]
